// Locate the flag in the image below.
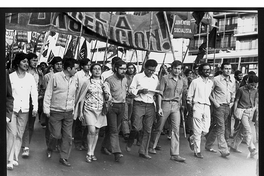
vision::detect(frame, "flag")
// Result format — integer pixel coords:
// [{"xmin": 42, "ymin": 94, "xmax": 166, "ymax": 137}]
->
[
  {"xmin": 64, "ymin": 35, "xmax": 78, "ymax": 59},
  {"xmin": 42, "ymin": 42, "xmax": 49, "ymax": 57},
  {"xmin": 194, "ymin": 43, "xmax": 206, "ymax": 64},
  {"xmin": 208, "ymin": 27, "xmax": 217, "ymax": 48},
  {"xmin": 78, "ymin": 39, "xmax": 87, "ymax": 60},
  {"xmin": 167, "ymin": 11, "xmax": 189, "ymax": 20},
  {"xmin": 192, "ymin": 11, "xmax": 205, "ymax": 25},
  {"xmin": 56, "ymin": 33, "xmax": 68, "ymax": 47},
  {"xmin": 47, "ymin": 50, "xmax": 55, "ymax": 63}
]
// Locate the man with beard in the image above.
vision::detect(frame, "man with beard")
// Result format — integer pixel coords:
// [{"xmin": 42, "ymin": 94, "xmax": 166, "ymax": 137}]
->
[
  {"xmin": 149, "ymin": 60, "xmax": 188, "ymax": 162},
  {"xmin": 21, "ymin": 52, "xmax": 39, "ymax": 158},
  {"xmin": 187, "ymin": 63, "xmax": 213, "ymax": 159},
  {"xmin": 205, "ymin": 62, "xmax": 236, "ymax": 158},
  {"xmin": 126, "ymin": 59, "xmax": 159, "ymax": 159},
  {"xmin": 102, "ymin": 60, "xmax": 127, "ymax": 162}
]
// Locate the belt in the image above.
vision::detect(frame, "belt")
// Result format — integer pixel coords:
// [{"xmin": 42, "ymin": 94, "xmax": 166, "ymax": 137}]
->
[
  {"xmin": 134, "ymin": 100, "xmax": 154, "ymax": 105},
  {"xmin": 220, "ymin": 103, "xmax": 230, "ymax": 106},
  {"xmin": 198, "ymin": 102, "xmax": 210, "ymax": 106},
  {"xmin": 112, "ymin": 102, "xmax": 126, "ymax": 104},
  {"xmin": 163, "ymin": 100, "xmax": 178, "ymax": 103}
]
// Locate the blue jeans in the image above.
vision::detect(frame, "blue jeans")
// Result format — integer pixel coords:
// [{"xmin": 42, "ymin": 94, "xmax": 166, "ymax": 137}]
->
[
  {"xmin": 205, "ymin": 105, "xmax": 230, "ymax": 154},
  {"xmin": 150, "ymin": 101, "xmax": 181, "ymax": 156},
  {"xmin": 103, "ymin": 103, "xmax": 125, "ymax": 154},
  {"xmin": 127, "ymin": 101, "xmax": 156, "ymax": 155},
  {"xmin": 48, "ymin": 111, "xmax": 73, "ymax": 160}
]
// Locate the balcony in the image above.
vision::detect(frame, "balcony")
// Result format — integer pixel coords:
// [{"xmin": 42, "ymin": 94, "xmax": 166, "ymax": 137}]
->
[{"xmin": 234, "ymin": 24, "xmax": 258, "ymax": 36}]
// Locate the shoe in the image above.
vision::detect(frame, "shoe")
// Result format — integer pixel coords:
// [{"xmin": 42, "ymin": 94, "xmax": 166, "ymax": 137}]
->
[
  {"xmin": 101, "ymin": 147, "xmax": 112, "ymax": 155},
  {"xmin": 47, "ymin": 150, "xmax": 52, "ymax": 158},
  {"xmin": 91, "ymin": 155, "xmax": 97, "ymax": 161},
  {"xmin": 249, "ymin": 148, "xmax": 258, "ymax": 158},
  {"xmin": 86, "ymin": 155, "xmax": 92, "ymax": 163},
  {"xmin": 220, "ymin": 151, "xmax": 230, "ymax": 158},
  {"xmin": 22, "ymin": 148, "xmax": 29, "ymax": 158},
  {"xmin": 126, "ymin": 145, "xmax": 131, "ymax": 152},
  {"xmin": 170, "ymin": 155, "xmax": 186, "ymax": 162},
  {"xmin": 76, "ymin": 145, "xmax": 83, "ymax": 151},
  {"xmin": 194, "ymin": 152, "xmax": 203, "ymax": 159},
  {"xmin": 167, "ymin": 136, "xmax": 171, "ymax": 140},
  {"xmin": 139, "ymin": 153, "xmax": 152, "ymax": 159},
  {"xmin": 59, "ymin": 158, "xmax": 71, "ymax": 167},
  {"xmin": 13, "ymin": 160, "xmax": 19, "ymax": 166},
  {"xmin": 229, "ymin": 146, "xmax": 242, "ymax": 153},
  {"xmin": 188, "ymin": 136, "xmax": 194, "ymax": 151},
  {"xmin": 205, "ymin": 147, "xmax": 217, "ymax": 153},
  {"xmin": 7, "ymin": 162, "xmax": 13, "ymax": 170},
  {"xmin": 83, "ymin": 144, "xmax": 88, "ymax": 151},
  {"xmin": 114, "ymin": 153, "xmax": 123, "ymax": 162},
  {"xmin": 148, "ymin": 148, "xmax": 157, "ymax": 154},
  {"xmin": 155, "ymin": 145, "xmax": 162, "ymax": 151}
]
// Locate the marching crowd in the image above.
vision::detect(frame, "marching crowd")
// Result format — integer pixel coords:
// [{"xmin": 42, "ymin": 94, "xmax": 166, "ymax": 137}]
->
[{"xmin": 6, "ymin": 53, "xmax": 258, "ymax": 170}]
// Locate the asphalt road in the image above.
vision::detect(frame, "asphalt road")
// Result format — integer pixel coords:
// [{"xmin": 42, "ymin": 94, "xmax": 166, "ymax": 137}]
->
[{"xmin": 7, "ymin": 119, "xmax": 258, "ymax": 176}]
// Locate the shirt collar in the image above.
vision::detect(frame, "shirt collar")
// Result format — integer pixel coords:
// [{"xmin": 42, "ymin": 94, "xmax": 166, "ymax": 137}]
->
[
  {"xmin": 143, "ymin": 72, "xmax": 155, "ymax": 79},
  {"xmin": 220, "ymin": 74, "xmax": 233, "ymax": 82},
  {"xmin": 168, "ymin": 73, "xmax": 182, "ymax": 80}
]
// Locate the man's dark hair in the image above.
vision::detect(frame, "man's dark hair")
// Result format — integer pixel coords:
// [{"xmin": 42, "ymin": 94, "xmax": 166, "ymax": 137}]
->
[
  {"xmin": 111, "ymin": 57, "xmax": 122, "ymax": 66},
  {"xmin": 234, "ymin": 70, "xmax": 242, "ymax": 77},
  {"xmin": 145, "ymin": 59, "xmax": 158, "ymax": 68},
  {"xmin": 79, "ymin": 58, "xmax": 91, "ymax": 68},
  {"xmin": 27, "ymin": 52, "xmax": 37, "ymax": 61},
  {"xmin": 184, "ymin": 68, "xmax": 192, "ymax": 76},
  {"xmin": 220, "ymin": 62, "xmax": 231, "ymax": 70},
  {"xmin": 247, "ymin": 75, "xmax": 258, "ymax": 83},
  {"xmin": 63, "ymin": 58, "xmax": 77, "ymax": 70},
  {"xmin": 171, "ymin": 60, "xmax": 183, "ymax": 68},
  {"xmin": 248, "ymin": 71, "xmax": 256, "ymax": 76},
  {"xmin": 114, "ymin": 60, "xmax": 126, "ymax": 70},
  {"xmin": 198, "ymin": 63, "xmax": 210, "ymax": 75}
]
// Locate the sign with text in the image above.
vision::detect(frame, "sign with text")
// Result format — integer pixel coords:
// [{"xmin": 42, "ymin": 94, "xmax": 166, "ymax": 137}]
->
[
  {"xmin": 6, "ymin": 12, "xmax": 173, "ymax": 52},
  {"xmin": 172, "ymin": 12, "xmax": 195, "ymax": 39}
]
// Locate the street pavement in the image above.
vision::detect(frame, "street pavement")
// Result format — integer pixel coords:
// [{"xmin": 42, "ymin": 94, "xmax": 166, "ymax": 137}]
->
[{"xmin": 7, "ymin": 119, "xmax": 258, "ymax": 176}]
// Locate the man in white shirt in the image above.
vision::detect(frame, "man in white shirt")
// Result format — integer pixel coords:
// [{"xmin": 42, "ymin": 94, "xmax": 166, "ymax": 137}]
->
[
  {"xmin": 7, "ymin": 52, "xmax": 38, "ymax": 170},
  {"xmin": 126, "ymin": 59, "xmax": 159, "ymax": 159},
  {"xmin": 187, "ymin": 63, "xmax": 213, "ymax": 159}
]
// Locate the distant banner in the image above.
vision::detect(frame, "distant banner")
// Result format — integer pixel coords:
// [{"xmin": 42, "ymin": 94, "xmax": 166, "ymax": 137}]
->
[
  {"xmin": 56, "ymin": 33, "xmax": 68, "ymax": 47},
  {"xmin": 6, "ymin": 29, "xmax": 15, "ymax": 45},
  {"xmin": 16, "ymin": 31, "xmax": 28, "ymax": 42},
  {"xmin": 5, "ymin": 12, "xmax": 173, "ymax": 53},
  {"xmin": 172, "ymin": 12, "xmax": 195, "ymax": 39}
]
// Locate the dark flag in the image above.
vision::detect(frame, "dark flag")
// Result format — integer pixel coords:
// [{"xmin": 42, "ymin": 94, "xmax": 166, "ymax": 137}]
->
[
  {"xmin": 78, "ymin": 39, "xmax": 87, "ymax": 60},
  {"xmin": 192, "ymin": 11, "xmax": 205, "ymax": 25},
  {"xmin": 42, "ymin": 42, "xmax": 49, "ymax": 57},
  {"xmin": 64, "ymin": 35, "xmax": 78, "ymax": 59},
  {"xmin": 194, "ymin": 43, "xmax": 206, "ymax": 64},
  {"xmin": 47, "ymin": 50, "xmax": 55, "ymax": 63}
]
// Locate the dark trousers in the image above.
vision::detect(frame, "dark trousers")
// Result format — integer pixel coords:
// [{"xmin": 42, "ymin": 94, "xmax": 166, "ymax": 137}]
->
[
  {"xmin": 48, "ymin": 111, "xmax": 73, "ymax": 160},
  {"xmin": 72, "ymin": 118, "xmax": 88, "ymax": 147},
  {"xmin": 127, "ymin": 101, "xmax": 156, "ymax": 155},
  {"xmin": 102, "ymin": 103, "xmax": 125, "ymax": 154},
  {"xmin": 22, "ymin": 98, "xmax": 36, "ymax": 148}
]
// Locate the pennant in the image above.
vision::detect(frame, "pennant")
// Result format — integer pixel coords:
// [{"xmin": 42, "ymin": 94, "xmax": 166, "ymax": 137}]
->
[
  {"xmin": 42, "ymin": 42, "xmax": 49, "ymax": 57},
  {"xmin": 78, "ymin": 39, "xmax": 87, "ymax": 60},
  {"xmin": 47, "ymin": 50, "xmax": 55, "ymax": 63},
  {"xmin": 64, "ymin": 35, "xmax": 78, "ymax": 59},
  {"xmin": 208, "ymin": 27, "xmax": 217, "ymax": 48},
  {"xmin": 192, "ymin": 11, "xmax": 205, "ymax": 25},
  {"xmin": 56, "ymin": 33, "xmax": 68, "ymax": 47},
  {"xmin": 172, "ymin": 12, "xmax": 195, "ymax": 39}
]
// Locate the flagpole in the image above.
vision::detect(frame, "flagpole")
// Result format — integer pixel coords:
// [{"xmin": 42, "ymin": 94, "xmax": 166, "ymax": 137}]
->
[
  {"xmin": 103, "ymin": 12, "xmax": 113, "ymax": 67},
  {"xmin": 205, "ymin": 24, "xmax": 209, "ymax": 63},
  {"xmin": 141, "ymin": 11, "xmax": 154, "ymax": 72},
  {"xmin": 76, "ymin": 23, "xmax": 84, "ymax": 60},
  {"xmin": 130, "ymin": 50, "xmax": 135, "ymax": 62},
  {"xmin": 163, "ymin": 11, "xmax": 176, "ymax": 61},
  {"xmin": 9, "ymin": 29, "xmax": 16, "ymax": 69},
  {"xmin": 182, "ymin": 39, "xmax": 190, "ymax": 63},
  {"xmin": 222, "ymin": 13, "xmax": 226, "ymax": 48},
  {"xmin": 212, "ymin": 28, "xmax": 217, "ymax": 74},
  {"xmin": 63, "ymin": 35, "xmax": 70, "ymax": 57},
  {"xmin": 91, "ymin": 40, "xmax": 98, "ymax": 62}
]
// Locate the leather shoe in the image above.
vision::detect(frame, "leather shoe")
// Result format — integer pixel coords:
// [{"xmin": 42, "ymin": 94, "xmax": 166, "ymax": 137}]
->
[
  {"xmin": 139, "ymin": 153, "xmax": 152, "ymax": 159},
  {"xmin": 114, "ymin": 153, "xmax": 123, "ymax": 162},
  {"xmin": 47, "ymin": 150, "xmax": 52, "ymax": 158},
  {"xmin": 155, "ymin": 145, "xmax": 161, "ymax": 151},
  {"xmin": 170, "ymin": 155, "xmax": 186, "ymax": 162},
  {"xmin": 220, "ymin": 151, "xmax": 230, "ymax": 158},
  {"xmin": 148, "ymin": 148, "xmax": 157, "ymax": 154},
  {"xmin": 188, "ymin": 136, "xmax": 194, "ymax": 151},
  {"xmin": 101, "ymin": 147, "xmax": 112, "ymax": 155},
  {"xmin": 205, "ymin": 147, "xmax": 217, "ymax": 153},
  {"xmin": 194, "ymin": 152, "xmax": 203, "ymax": 159},
  {"xmin": 59, "ymin": 158, "xmax": 71, "ymax": 167},
  {"xmin": 229, "ymin": 147, "xmax": 242, "ymax": 153}
]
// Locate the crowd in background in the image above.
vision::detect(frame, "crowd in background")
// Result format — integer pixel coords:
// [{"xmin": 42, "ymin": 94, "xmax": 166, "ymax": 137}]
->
[{"xmin": 6, "ymin": 52, "xmax": 259, "ymax": 170}]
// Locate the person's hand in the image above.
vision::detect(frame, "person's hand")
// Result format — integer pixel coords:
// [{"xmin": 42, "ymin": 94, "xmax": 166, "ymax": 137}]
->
[
  {"xmin": 79, "ymin": 114, "xmax": 85, "ymax": 123},
  {"xmin": 6, "ymin": 117, "xmax": 10, "ymax": 123},
  {"xmin": 139, "ymin": 88, "xmax": 148, "ymax": 94},
  {"xmin": 214, "ymin": 103, "xmax": 220, "ymax": 108},
  {"xmin": 32, "ymin": 110, "xmax": 37, "ymax": 117},
  {"xmin": 158, "ymin": 108, "xmax": 163, "ymax": 117},
  {"xmin": 45, "ymin": 113, "xmax": 50, "ymax": 118}
]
